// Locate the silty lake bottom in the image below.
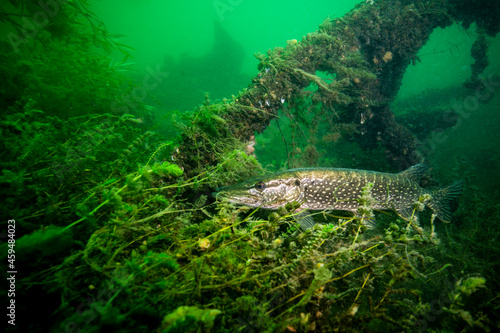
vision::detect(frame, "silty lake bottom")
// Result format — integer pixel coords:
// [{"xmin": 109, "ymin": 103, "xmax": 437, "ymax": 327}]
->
[{"xmin": 1, "ymin": 0, "xmax": 500, "ymax": 332}]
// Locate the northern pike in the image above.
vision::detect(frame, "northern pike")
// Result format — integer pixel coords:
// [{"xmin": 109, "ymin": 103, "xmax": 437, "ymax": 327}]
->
[{"xmin": 214, "ymin": 164, "xmax": 463, "ymax": 229}]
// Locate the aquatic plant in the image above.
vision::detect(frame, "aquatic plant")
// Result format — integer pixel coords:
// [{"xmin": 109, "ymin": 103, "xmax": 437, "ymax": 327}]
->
[
  {"xmin": 0, "ymin": 0, "xmax": 145, "ymax": 121},
  {"xmin": 2, "ymin": 1, "xmax": 499, "ymax": 332},
  {"xmin": 49, "ymin": 176, "xmax": 491, "ymax": 333}
]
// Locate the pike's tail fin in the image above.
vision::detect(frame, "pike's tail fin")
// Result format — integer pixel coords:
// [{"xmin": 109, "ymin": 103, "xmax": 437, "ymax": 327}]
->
[{"xmin": 427, "ymin": 180, "xmax": 464, "ymax": 222}]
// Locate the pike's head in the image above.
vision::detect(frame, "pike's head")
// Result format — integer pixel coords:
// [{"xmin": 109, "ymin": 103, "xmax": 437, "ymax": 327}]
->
[{"xmin": 214, "ymin": 171, "xmax": 303, "ymax": 209}]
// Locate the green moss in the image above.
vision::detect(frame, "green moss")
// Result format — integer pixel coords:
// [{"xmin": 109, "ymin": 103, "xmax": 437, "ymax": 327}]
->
[
  {"xmin": 160, "ymin": 306, "xmax": 221, "ymax": 333},
  {"xmin": 153, "ymin": 162, "xmax": 184, "ymax": 178},
  {"xmin": 453, "ymin": 276, "xmax": 486, "ymax": 298},
  {"xmin": 144, "ymin": 251, "xmax": 179, "ymax": 272}
]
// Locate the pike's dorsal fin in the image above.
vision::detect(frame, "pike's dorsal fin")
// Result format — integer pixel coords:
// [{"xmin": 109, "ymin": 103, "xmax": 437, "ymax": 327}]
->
[{"xmin": 398, "ymin": 163, "xmax": 430, "ymax": 183}]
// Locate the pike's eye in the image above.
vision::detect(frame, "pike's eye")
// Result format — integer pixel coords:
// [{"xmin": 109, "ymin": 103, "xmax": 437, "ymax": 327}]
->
[
  {"xmin": 255, "ymin": 182, "xmax": 266, "ymax": 191},
  {"xmin": 294, "ymin": 180, "xmax": 300, "ymax": 186}
]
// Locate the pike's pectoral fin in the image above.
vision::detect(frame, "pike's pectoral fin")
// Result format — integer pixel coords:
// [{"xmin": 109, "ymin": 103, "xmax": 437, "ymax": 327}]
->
[
  {"xmin": 396, "ymin": 208, "xmax": 418, "ymax": 221},
  {"xmin": 354, "ymin": 213, "xmax": 377, "ymax": 229},
  {"xmin": 293, "ymin": 209, "xmax": 316, "ymax": 230},
  {"xmin": 361, "ymin": 216, "xmax": 377, "ymax": 229}
]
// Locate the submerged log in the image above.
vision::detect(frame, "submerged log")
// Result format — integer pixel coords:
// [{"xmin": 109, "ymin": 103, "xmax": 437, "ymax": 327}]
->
[{"xmin": 174, "ymin": 0, "xmax": 499, "ymax": 175}]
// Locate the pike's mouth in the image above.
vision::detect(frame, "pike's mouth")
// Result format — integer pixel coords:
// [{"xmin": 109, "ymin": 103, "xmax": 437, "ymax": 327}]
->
[
  {"xmin": 213, "ymin": 188, "xmax": 263, "ymax": 207},
  {"xmin": 217, "ymin": 194, "xmax": 260, "ymax": 205}
]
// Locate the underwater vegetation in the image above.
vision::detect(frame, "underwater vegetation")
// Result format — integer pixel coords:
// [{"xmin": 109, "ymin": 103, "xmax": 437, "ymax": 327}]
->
[{"xmin": 1, "ymin": 0, "xmax": 500, "ymax": 332}]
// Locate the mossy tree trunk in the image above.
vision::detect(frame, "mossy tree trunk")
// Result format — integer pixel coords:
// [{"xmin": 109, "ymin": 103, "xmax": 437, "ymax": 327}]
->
[{"xmin": 175, "ymin": 0, "xmax": 499, "ymax": 176}]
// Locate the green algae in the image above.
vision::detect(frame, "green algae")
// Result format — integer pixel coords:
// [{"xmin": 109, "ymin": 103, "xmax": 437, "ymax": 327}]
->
[{"xmin": 1, "ymin": 1, "xmax": 500, "ymax": 333}]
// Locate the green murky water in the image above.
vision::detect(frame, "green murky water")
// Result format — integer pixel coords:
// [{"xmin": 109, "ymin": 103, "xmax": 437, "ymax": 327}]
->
[{"xmin": 2, "ymin": 1, "xmax": 500, "ymax": 332}]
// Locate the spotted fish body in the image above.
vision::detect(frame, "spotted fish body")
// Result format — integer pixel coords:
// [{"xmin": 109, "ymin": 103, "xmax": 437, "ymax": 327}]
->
[{"xmin": 215, "ymin": 164, "xmax": 463, "ymax": 229}]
